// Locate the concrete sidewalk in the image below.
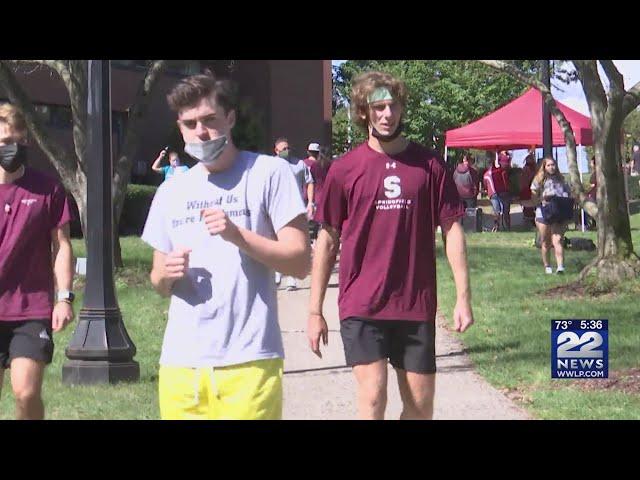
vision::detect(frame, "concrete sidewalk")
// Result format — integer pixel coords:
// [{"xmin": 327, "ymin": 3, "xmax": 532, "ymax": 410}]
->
[{"xmin": 278, "ymin": 271, "xmax": 529, "ymax": 420}]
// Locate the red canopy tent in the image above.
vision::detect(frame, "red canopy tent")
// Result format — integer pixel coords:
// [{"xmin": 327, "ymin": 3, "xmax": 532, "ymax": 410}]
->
[
  {"xmin": 445, "ymin": 88, "xmax": 596, "ymax": 232},
  {"xmin": 445, "ymin": 87, "xmax": 593, "ymax": 150}
]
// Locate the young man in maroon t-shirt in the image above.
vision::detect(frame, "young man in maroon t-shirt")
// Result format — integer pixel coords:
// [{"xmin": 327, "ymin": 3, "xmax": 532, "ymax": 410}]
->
[
  {"xmin": 0, "ymin": 104, "xmax": 75, "ymax": 419},
  {"xmin": 308, "ymin": 71, "xmax": 474, "ymax": 420}
]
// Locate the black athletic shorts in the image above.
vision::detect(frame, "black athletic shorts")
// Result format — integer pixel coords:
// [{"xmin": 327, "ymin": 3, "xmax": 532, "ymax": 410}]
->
[
  {"xmin": 0, "ymin": 320, "xmax": 54, "ymax": 369},
  {"xmin": 340, "ymin": 317, "xmax": 436, "ymax": 374}
]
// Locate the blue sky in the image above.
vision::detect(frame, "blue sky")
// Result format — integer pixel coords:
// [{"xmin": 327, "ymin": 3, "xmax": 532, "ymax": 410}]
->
[{"xmin": 330, "ymin": 60, "xmax": 640, "ymax": 116}]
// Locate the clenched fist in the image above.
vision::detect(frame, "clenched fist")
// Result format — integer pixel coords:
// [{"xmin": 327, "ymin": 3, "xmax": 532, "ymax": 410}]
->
[
  {"xmin": 201, "ymin": 208, "xmax": 241, "ymax": 243},
  {"xmin": 52, "ymin": 301, "xmax": 74, "ymax": 333},
  {"xmin": 164, "ymin": 247, "xmax": 192, "ymax": 280}
]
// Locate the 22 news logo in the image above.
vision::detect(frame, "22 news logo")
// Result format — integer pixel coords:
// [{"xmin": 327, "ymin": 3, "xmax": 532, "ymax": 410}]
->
[{"xmin": 551, "ymin": 319, "xmax": 608, "ymax": 379}]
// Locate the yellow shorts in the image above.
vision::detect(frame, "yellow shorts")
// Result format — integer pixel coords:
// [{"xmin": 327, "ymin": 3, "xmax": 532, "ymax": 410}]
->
[{"xmin": 158, "ymin": 358, "xmax": 283, "ymax": 420}]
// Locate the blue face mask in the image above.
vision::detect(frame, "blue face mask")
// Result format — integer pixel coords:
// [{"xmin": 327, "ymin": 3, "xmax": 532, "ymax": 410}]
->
[{"xmin": 184, "ymin": 135, "xmax": 228, "ymax": 166}]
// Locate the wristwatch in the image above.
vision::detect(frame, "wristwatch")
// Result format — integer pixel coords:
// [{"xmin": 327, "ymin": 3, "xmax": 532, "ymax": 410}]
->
[{"xmin": 57, "ymin": 290, "xmax": 76, "ymax": 304}]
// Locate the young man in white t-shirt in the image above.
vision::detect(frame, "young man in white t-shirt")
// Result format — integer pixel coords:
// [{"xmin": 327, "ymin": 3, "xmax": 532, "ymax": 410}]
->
[{"xmin": 142, "ymin": 73, "xmax": 310, "ymax": 420}]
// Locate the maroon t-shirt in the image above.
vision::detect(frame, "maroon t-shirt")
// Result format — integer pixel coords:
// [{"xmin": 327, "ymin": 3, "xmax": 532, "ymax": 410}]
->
[
  {"xmin": 0, "ymin": 167, "xmax": 72, "ymax": 322},
  {"xmin": 316, "ymin": 142, "xmax": 464, "ymax": 323}
]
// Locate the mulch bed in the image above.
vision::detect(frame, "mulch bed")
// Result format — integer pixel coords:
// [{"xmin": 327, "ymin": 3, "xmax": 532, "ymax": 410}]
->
[{"xmin": 566, "ymin": 367, "xmax": 640, "ymax": 395}]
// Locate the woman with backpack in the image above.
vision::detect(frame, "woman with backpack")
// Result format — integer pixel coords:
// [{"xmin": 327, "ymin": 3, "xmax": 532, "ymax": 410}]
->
[{"xmin": 531, "ymin": 157, "xmax": 573, "ymax": 274}]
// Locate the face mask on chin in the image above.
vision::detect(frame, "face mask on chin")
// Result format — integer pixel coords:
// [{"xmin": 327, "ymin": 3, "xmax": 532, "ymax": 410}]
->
[
  {"xmin": 370, "ymin": 121, "xmax": 404, "ymax": 143},
  {"xmin": 0, "ymin": 143, "xmax": 27, "ymax": 173},
  {"xmin": 184, "ymin": 135, "xmax": 228, "ymax": 166}
]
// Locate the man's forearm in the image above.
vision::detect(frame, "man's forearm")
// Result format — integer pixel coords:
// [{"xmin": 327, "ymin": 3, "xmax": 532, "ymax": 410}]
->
[
  {"xmin": 443, "ymin": 220, "xmax": 470, "ymax": 302},
  {"xmin": 307, "ymin": 183, "xmax": 315, "ymax": 204},
  {"xmin": 53, "ymin": 241, "xmax": 74, "ymax": 292},
  {"xmin": 309, "ymin": 229, "xmax": 338, "ymax": 314},
  {"xmin": 150, "ymin": 268, "xmax": 174, "ymax": 297},
  {"xmin": 232, "ymin": 224, "xmax": 310, "ymax": 279}
]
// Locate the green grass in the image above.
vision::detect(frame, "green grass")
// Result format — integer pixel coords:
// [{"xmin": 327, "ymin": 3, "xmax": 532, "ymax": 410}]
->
[
  {"xmin": 3, "ymin": 220, "xmax": 639, "ymax": 419},
  {"xmin": 436, "ymin": 213, "xmax": 640, "ymax": 419},
  {"xmin": 0, "ymin": 237, "xmax": 168, "ymax": 419}
]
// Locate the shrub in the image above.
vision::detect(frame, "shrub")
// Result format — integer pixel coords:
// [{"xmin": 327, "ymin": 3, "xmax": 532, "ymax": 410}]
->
[{"xmin": 119, "ymin": 184, "xmax": 158, "ymax": 235}]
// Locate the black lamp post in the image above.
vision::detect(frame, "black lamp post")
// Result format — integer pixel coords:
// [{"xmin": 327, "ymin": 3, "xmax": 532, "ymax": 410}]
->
[
  {"xmin": 62, "ymin": 60, "xmax": 139, "ymax": 385},
  {"xmin": 542, "ymin": 60, "xmax": 553, "ymax": 158}
]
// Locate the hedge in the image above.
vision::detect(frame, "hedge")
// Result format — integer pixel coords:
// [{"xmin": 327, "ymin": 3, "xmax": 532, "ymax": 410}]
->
[{"xmin": 119, "ymin": 184, "xmax": 158, "ymax": 235}]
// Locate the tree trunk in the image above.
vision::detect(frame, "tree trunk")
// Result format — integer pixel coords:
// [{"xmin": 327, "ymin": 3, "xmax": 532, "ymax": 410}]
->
[
  {"xmin": 590, "ymin": 130, "xmax": 640, "ymax": 283},
  {"xmin": 113, "ymin": 172, "xmax": 127, "ymax": 269},
  {"xmin": 67, "ymin": 174, "xmax": 88, "ymax": 251},
  {"xmin": 114, "ymin": 232, "xmax": 123, "ymax": 269}
]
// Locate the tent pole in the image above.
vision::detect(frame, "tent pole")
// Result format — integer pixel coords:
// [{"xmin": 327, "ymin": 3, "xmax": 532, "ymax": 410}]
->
[
  {"xmin": 578, "ymin": 144, "xmax": 586, "ymax": 232},
  {"xmin": 444, "ymin": 146, "xmax": 448, "ymax": 163}
]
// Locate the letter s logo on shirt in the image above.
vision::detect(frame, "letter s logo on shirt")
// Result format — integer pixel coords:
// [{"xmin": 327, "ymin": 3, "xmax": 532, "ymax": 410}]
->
[{"xmin": 384, "ymin": 176, "xmax": 401, "ymax": 199}]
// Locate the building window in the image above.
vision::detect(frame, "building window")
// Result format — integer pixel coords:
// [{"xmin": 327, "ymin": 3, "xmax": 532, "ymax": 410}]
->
[
  {"xmin": 33, "ymin": 104, "xmax": 51, "ymax": 124},
  {"xmin": 166, "ymin": 60, "xmax": 201, "ymax": 76},
  {"xmin": 112, "ymin": 60, "xmax": 150, "ymax": 70},
  {"xmin": 50, "ymin": 105, "xmax": 73, "ymax": 129}
]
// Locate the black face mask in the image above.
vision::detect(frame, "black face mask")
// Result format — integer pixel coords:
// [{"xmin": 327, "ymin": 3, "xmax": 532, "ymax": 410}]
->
[
  {"xmin": 0, "ymin": 143, "xmax": 27, "ymax": 173},
  {"xmin": 371, "ymin": 121, "xmax": 404, "ymax": 143}
]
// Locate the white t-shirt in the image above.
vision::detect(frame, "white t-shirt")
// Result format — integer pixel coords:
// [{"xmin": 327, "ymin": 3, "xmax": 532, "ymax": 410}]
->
[
  {"xmin": 141, "ymin": 151, "xmax": 306, "ymax": 368},
  {"xmin": 287, "ymin": 158, "xmax": 314, "ymax": 201}
]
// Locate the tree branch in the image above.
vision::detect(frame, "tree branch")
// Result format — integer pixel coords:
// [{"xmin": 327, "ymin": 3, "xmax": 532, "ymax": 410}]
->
[
  {"xmin": 479, "ymin": 60, "xmax": 594, "ymax": 216},
  {"xmin": 479, "ymin": 60, "xmax": 550, "ymax": 93},
  {"xmin": 573, "ymin": 60, "xmax": 608, "ymax": 116},
  {"xmin": 113, "ymin": 60, "xmax": 169, "ymax": 220},
  {"xmin": 623, "ymin": 80, "xmax": 640, "ymax": 116},
  {"xmin": 599, "ymin": 60, "xmax": 624, "ymax": 98}
]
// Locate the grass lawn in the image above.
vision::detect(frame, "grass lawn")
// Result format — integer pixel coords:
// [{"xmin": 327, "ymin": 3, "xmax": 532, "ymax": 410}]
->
[
  {"xmin": 2, "ymin": 216, "xmax": 638, "ymax": 419},
  {"xmin": 0, "ymin": 237, "xmax": 167, "ymax": 419},
  {"xmin": 436, "ymin": 212, "xmax": 640, "ymax": 419}
]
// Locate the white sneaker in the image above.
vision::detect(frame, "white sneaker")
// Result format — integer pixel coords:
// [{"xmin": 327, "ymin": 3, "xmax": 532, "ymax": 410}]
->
[
  {"xmin": 275, "ymin": 272, "xmax": 282, "ymax": 285},
  {"xmin": 545, "ymin": 267, "xmax": 553, "ymax": 274},
  {"xmin": 556, "ymin": 266, "xmax": 565, "ymax": 274},
  {"xmin": 286, "ymin": 277, "xmax": 297, "ymax": 291}
]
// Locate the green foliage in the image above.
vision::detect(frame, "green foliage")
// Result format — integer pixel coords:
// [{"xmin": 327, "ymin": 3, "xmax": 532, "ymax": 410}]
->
[
  {"xmin": 232, "ymin": 97, "xmax": 266, "ymax": 152},
  {"xmin": 331, "ymin": 107, "xmax": 365, "ymax": 157},
  {"xmin": 120, "ymin": 184, "xmax": 157, "ymax": 235},
  {"xmin": 628, "ymin": 175, "xmax": 640, "ymax": 200},
  {"xmin": 623, "ymin": 108, "xmax": 640, "ymax": 156},
  {"xmin": 332, "ymin": 60, "xmax": 536, "ymax": 154}
]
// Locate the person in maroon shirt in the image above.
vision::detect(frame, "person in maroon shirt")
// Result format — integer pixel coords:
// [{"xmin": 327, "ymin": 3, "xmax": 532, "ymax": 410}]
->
[
  {"xmin": 483, "ymin": 161, "xmax": 511, "ymax": 231},
  {"xmin": 452, "ymin": 154, "xmax": 480, "ymax": 208},
  {"xmin": 0, "ymin": 104, "xmax": 75, "ymax": 420},
  {"xmin": 307, "ymin": 71, "xmax": 474, "ymax": 420},
  {"xmin": 308, "ymin": 146, "xmax": 333, "ymax": 245}
]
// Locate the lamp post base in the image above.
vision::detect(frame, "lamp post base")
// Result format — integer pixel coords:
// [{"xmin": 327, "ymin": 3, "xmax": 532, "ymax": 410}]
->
[{"xmin": 62, "ymin": 360, "xmax": 140, "ymax": 385}]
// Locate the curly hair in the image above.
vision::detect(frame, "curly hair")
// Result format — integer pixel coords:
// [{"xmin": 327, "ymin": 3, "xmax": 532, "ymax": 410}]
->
[{"xmin": 350, "ymin": 71, "xmax": 407, "ymax": 131}]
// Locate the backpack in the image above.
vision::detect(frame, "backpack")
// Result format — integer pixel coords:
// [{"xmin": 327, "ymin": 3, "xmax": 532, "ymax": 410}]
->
[{"xmin": 541, "ymin": 196, "xmax": 574, "ymax": 224}]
